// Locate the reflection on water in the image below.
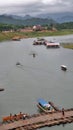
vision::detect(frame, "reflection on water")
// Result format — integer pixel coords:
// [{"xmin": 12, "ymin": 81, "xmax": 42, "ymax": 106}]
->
[{"xmin": 0, "ymin": 36, "xmax": 73, "ymax": 130}]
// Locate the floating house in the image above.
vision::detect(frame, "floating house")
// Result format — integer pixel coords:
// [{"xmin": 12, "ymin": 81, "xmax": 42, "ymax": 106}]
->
[
  {"xmin": 45, "ymin": 41, "xmax": 60, "ymax": 48},
  {"xmin": 33, "ymin": 25, "xmax": 43, "ymax": 31}
]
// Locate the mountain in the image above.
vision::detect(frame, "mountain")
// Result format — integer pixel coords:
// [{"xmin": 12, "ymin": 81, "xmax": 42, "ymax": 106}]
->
[
  {"xmin": 0, "ymin": 14, "xmax": 56, "ymax": 25},
  {"xmin": 11, "ymin": 14, "xmax": 32, "ymax": 20},
  {"xmin": 37, "ymin": 12, "xmax": 73, "ymax": 23},
  {"xmin": 0, "ymin": 12, "xmax": 73, "ymax": 25}
]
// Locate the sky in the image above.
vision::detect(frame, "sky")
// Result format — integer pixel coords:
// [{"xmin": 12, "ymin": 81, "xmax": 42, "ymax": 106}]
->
[{"xmin": 0, "ymin": 0, "xmax": 73, "ymax": 16}]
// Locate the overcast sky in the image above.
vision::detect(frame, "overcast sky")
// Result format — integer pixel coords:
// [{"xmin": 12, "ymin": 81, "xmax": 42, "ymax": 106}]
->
[{"xmin": 0, "ymin": 0, "xmax": 73, "ymax": 16}]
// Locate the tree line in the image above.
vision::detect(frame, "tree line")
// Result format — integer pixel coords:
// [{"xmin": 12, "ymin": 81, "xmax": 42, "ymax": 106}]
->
[
  {"xmin": 0, "ymin": 24, "xmax": 24, "ymax": 31},
  {"xmin": 0, "ymin": 22, "xmax": 73, "ymax": 31}
]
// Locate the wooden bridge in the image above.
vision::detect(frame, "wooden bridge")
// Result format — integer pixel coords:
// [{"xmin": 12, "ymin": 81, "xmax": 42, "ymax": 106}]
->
[{"xmin": 0, "ymin": 108, "xmax": 73, "ymax": 130}]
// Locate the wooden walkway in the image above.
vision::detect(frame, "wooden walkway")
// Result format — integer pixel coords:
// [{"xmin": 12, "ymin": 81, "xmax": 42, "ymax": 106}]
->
[{"xmin": 0, "ymin": 108, "xmax": 73, "ymax": 130}]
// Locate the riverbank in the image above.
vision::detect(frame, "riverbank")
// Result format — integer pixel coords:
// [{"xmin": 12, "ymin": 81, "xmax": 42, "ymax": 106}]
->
[
  {"xmin": 0, "ymin": 32, "xmax": 28, "ymax": 42},
  {"xmin": 0, "ymin": 29, "xmax": 73, "ymax": 42},
  {"xmin": 61, "ymin": 43, "xmax": 73, "ymax": 49},
  {"xmin": 0, "ymin": 30, "xmax": 73, "ymax": 49}
]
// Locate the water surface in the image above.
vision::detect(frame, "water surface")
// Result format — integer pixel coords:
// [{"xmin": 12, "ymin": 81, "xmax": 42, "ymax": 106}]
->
[{"xmin": 0, "ymin": 35, "xmax": 73, "ymax": 130}]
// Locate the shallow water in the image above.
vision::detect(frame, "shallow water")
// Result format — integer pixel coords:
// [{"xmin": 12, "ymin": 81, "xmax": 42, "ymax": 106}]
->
[{"xmin": 0, "ymin": 35, "xmax": 73, "ymax": 130}]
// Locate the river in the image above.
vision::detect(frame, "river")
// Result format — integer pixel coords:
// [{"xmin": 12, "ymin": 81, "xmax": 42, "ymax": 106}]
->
[{"xmin": 0, "ymin": 35, "xmax": 73, "ymax": 130}]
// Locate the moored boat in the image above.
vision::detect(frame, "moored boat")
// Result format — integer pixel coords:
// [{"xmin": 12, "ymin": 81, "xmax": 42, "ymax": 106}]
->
[
  {"xmin": 33, "ymin": 38, "xmax": 46, "ymax": 45},
  {"xmin": 45, "ymin": 41, "xmax": 60, "ymax": 48},
  {"xmin": 37, "ymin": 99, "xmax": 52, "ymax": 113},
  {"xmin": 16, "ymin": 62, "xmax": 21, "ymax": 66},
  {"xmin": 0, "ymin": 88, "xmax": 4, "ymax": 91},
  {"xmin": 61, "ymin": 65, "xmax": 67, "ymax": 71}
]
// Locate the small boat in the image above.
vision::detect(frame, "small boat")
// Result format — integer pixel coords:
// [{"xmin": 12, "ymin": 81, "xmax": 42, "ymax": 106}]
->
[
  {"xmin": 37, "ymin": 99, "xmax": 52, "ymax": 113},
  {"xmin": 29, "ymin": 51, "xmax": 38, "ymax": 58},
  {"xmin": 0, "ymin": 88, "xmax": 4, "ymax": 91},
  {"xmin": 61, "ymin": 65, "xmax": 67, "ymax": 71},
  {"xmin": 16, "ymin": 62, "xmax": 21, "ymax": 66},
  {"xmin": 12, "ymin": 36, "xmax": 21, "ymax": 41}
]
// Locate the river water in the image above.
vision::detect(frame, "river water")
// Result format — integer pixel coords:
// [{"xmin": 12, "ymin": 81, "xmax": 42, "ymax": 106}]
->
[{"xmin": 0, "ymin": 35, "xmax": 73, "ymax": 130}]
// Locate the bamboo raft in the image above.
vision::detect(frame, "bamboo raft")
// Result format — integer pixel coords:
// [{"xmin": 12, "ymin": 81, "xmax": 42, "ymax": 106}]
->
[{"xmin": 0, "ymin": 108, "xmax": 73, "ymax": 130}]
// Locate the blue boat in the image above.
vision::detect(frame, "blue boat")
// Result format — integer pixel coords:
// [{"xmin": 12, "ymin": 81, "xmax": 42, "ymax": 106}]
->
[{"xmin": 37, "ymin": 99, "xmax": 51, "ymax": 113}]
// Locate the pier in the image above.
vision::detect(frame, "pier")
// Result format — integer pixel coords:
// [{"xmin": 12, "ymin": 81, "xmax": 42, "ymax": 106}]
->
[{"xmin": 0, "ymin": 108, "xmax": 73, "ymax": 130}]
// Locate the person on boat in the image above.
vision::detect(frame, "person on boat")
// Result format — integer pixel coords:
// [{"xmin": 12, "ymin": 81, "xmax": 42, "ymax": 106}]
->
[
  {"xmin": 33, "ymin": 53, "xmax": 36, "ymax": 57},
  {"xmin": 23, "ymin": 114, "xmax": 26, "ymax": 120},
  {"xmin": 19, "ymin": 112, "xmax": 23, "ymax": 119},
  {"xmin": 10, "ymin": 113, "xmax": 13, "ymax": 120},
  {"xmin": 13, "ymin": 114, "xmax": 17, "ymax": 120},
  {"xmin": 62, "ymin": 108, "xmax": 65, "ymax": 117}
]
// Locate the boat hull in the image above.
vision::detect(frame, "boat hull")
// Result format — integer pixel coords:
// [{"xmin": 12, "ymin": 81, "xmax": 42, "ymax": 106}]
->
[
  {"xmin": 37, "ymin": 104, "xmax": 51, "ymax": 113},
  {"xmin": 61, "ymin": 65, "xmax": 67, "ymax": 71},
  {"xmin": 0, "ymin": 88, "xmax": 4, "ymax": 91}
]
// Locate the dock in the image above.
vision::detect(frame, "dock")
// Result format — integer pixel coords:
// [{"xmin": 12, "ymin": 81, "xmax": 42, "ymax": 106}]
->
[{"xmin": 0, "ymin": 108, "xmax": 73, "ymax": 130}]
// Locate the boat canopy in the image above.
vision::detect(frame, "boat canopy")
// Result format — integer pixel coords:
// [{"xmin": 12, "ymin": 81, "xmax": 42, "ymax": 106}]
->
[
  {"xmin": 61, "ymin": 65, "xmax": 67, "ymax": 68},
  {"xmin": 38, "ymin": 99, "xmax": 50, "ymax": 108}
]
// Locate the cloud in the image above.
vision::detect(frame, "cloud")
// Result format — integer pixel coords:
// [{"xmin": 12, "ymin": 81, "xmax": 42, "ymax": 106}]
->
[
  {"xmin": 0, "ymin": 0, "xmax": 73, "ymax": 16},
  {"xmin": 0, "ymin": 0, "xmax": 38, "ymax": 6},
  {"xmin": 42, "ymin": 0, "xmax": 58, "ymax": 5}
]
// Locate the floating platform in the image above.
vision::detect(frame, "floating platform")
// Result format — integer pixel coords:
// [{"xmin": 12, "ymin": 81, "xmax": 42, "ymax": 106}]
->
[
  {"xmin": 0, "ymin": 108, "xmax": 73, "ymax": 130},
  {"xmin": 45, "ymin": 42, "xmax": 60, "ymax": 48}
]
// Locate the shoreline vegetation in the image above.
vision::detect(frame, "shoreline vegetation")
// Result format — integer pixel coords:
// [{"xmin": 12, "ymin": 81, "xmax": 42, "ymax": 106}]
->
[
  {"xmin": 0, "ymin": 29, "xmax": 73, "ymax": 49},
  {"xmin": 60, "ymin": 43, "xmax": 73, "ymax": 49}
]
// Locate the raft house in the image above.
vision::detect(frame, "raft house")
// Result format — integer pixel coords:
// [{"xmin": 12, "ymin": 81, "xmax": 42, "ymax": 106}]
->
[
  {"xmin": 33, "ymin": 38, "xmax": 60, "ymax": 48},
  {"xmin": 45, "ymin": 41, "xmax": 60, "ymax": 48}
]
